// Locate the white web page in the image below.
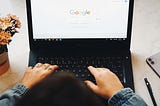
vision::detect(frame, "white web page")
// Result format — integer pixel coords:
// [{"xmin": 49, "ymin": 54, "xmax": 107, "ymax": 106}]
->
[{"xmin": 31, "ymin": 0, "xmax": 129, "ymax": 39}]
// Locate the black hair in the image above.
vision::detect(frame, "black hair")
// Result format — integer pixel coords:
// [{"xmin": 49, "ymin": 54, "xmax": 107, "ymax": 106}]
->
[{"xmin": 16, "ymin": 72, "xmax": 106, "ymax": 106}]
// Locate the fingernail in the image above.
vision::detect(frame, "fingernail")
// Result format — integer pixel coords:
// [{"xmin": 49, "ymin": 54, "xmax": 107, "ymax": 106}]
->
[
  {"xmin": 88, "ymin": 66, "xmax": 92, "ymax": 68},
  {"xmin": 48, "ymin": 67, "xmax": 53, "ymax": 71},
  {"xmin": 88, "ymin": 66, "xmax": 94, "ymax": 68},
  {"xmin": 88, "ymin": 66, "xmax": 94, "ymax": 69},
  {"xmin": 53, "ymin": 65, "xmax": 59, "ymax": 69}
]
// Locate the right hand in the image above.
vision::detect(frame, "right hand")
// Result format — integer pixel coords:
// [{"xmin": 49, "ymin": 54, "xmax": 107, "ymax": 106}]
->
[{"xmin": 85, "ymin": 66, "xmax": 124, "ymax": 99}]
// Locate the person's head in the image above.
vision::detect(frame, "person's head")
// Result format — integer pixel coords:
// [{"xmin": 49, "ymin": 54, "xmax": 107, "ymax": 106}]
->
[{"xmin": 16, "ymin": 72, "xmax": 105, "ymax": 106}]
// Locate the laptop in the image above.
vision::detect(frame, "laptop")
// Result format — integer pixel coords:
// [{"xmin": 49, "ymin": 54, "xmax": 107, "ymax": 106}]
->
[{"xmin": 26, "ymin": 0, "xmax": 134, "ymax": 90}]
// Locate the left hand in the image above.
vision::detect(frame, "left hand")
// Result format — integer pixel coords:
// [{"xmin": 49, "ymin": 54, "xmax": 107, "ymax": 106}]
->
[{"xmin": 21, "ymin": 63, "xmax": 58, "ymax": 88}]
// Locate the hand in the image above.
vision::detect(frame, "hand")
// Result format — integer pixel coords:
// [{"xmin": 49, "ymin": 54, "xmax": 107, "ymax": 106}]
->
[
  {"xmin": 21, "ymin": 63, "xmax": 58, "ymax": 88},
  {"xmin": 85, "ymin": 66, "xmax": 123, "ymax": 99}
]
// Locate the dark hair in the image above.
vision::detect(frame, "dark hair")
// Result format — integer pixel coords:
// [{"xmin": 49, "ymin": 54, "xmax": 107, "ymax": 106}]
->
[{"xmin": 16, "ymin": 72, "xmax": 105, "ymax": 106}]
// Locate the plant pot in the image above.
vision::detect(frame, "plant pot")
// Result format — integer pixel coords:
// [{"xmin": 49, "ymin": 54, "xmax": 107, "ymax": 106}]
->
[{"xmin": 0, "ymin": 46, "xmax": 10, "ymax": 75}]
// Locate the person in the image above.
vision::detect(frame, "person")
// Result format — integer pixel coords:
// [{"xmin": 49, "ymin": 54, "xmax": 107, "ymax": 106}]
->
[{"xmin": 0, "ymin": 63, "xmax": 147, "ymax": 106}]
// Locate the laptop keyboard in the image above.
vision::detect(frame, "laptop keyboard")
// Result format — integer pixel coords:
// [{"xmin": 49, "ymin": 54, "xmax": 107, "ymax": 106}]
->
[{"xmin": 36, "ymin": 56, "xmax": 127, "ymax": 84}]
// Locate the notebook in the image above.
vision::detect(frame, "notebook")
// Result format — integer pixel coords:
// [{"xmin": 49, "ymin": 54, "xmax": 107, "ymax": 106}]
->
[{"xmin": 26, "ymin": 0, "xmax": 134, "ymax": 90}]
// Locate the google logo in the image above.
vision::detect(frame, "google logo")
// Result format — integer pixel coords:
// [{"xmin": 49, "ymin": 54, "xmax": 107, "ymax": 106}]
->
[{"xmin": 69, "ymin": 9, "xmax": 91, "ymax": 16}]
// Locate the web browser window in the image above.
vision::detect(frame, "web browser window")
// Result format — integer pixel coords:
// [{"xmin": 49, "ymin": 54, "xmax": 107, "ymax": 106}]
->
[{"xmin": 31, "ymin": 0, "xmax": 130, "ymax": 39}]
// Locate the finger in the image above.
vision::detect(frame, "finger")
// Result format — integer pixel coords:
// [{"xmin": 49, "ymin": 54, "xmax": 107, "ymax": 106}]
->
[
  {"xmin": 26, "ymin": 66, "xmax": 33, "ymax": 72},
  {"xmin": 41, "ymin": 63, "xmax": 50, "ymax": 69},
  {"xmin": 101, "ymin": 68, "xmax": 116, "ymax": 75},
  {"xmin": 85, "ymin": 80, "xmax": 99, "ymax": 93},
  {"xmin": 46, "ymin": 65, "xmax": 58, "ymax": 71},
  {"xmin": 44, "ymin": 65, "xmax": 59, "ymax": 75},
  {"xmin": 96, "ymin": 68, "xmax": 104, "ymax": 71},
  {"xmin": 102, "ymin": 68, "xmax": 110, "ymax": 71},
  {"xmin": 88, "ymin": 66, "xmax": 99, "ymax": 77},
  {"xmin": 34, "ymin": 63, "xmax": 43, "ymax": 68}
]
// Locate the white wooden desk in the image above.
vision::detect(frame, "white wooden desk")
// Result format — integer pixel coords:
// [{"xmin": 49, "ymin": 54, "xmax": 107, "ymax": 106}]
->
[{"xmin": 0, "ymin": 0, "xmax": 160, "ymax": 105}]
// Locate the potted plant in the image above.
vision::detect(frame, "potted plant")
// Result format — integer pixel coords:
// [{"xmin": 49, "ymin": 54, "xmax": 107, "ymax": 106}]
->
[{"xmin": 0, "ymin": 14, "xmax": 21, "ymax": 75}]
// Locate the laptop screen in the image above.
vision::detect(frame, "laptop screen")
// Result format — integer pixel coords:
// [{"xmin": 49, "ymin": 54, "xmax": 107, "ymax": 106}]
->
[{"xmin": 30, "ymin": 0, "xmax": 130, "ymax": 41}]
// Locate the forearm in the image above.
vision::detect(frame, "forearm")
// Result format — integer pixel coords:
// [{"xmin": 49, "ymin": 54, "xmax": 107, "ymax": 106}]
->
[
  {"xmin": 0, "ymin": 84, "xmax": 28, "ymax": 106},
  {"xmin": 108, "ymin": 88, "xmax": 148, "ymax": 106}
]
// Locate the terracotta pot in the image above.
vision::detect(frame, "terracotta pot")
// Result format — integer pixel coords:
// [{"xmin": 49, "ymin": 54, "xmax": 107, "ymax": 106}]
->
[{"xmin": 0, "ymin": 46, "xmax": 10, "ymax": 75}]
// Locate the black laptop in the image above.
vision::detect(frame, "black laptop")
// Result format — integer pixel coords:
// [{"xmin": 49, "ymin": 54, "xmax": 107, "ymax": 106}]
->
[{"xmin": 26, "ymin": 0, "xmax": 134, "ymax": 90}]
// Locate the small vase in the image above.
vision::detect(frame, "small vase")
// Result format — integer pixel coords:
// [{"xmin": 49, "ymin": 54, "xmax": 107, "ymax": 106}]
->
[{"xmin": 0, "ymin": 45, "xmax": 10, "ymax": 75}]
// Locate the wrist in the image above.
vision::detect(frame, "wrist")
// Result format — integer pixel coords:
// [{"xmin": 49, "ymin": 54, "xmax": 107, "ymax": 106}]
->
[
  {"xmin": 108, "ymin": 89, "xmax": 123, "ymax": 98},
  {"xmin": 20, "ymin": 80, "xmax": 32, "ymax": 89},
  {"xmin": 12, "ymin": 83, "xmax": 29, "ymax": 96},
  {"xmin": 108, "ymin": 88, "xmax": 133, "ymax": 105}
]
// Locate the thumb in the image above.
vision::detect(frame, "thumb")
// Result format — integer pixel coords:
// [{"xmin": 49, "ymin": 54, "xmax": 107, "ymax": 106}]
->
[{"xmin": 85, "ymin": 80, "xmax": 99, "ymax": 93}]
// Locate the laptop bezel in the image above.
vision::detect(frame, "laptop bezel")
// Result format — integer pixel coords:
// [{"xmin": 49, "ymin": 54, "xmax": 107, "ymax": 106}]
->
[{"xmin": 26, "ymin": 0, "xmax": 134, "ymax": 50}]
